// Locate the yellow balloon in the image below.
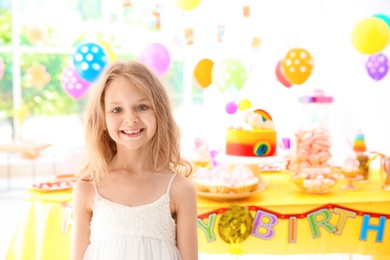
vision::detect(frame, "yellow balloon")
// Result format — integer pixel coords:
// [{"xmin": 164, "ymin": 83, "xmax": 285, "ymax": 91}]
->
[
  {"xmin": 351, "ymin": 17, "xmax": 390, "ymax": 54},
  {"xmin": 98, "ymin": 40, "xmax": 117, "ymax": 62},
  {"xmin": 238, "ymin": 98, "xmax": 251, "ymax": 110},
  {"xmin": 174, "ymin": 0, "xmax": 201, "ymax": 11}
]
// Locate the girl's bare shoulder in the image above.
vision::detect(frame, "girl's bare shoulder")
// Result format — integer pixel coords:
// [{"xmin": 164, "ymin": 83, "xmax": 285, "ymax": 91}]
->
[
  {"xmin": 73, "ymin": 176, "xmax": 96, "ymax": 210},
  {"xmin": 170, "ymin": 173, "xmax": 196, "ymax": 197}
]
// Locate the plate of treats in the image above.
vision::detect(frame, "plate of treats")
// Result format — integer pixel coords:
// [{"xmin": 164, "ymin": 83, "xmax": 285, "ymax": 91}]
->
[
  {"xmin": 192, "ymin": 164, "xmax": 265, "ymax": 200},
  {"xmin": 31, "ymin": 180, "xmax": 75, "ymax": 191},
  {"xmin": 196, "ymin": 186, "xmax": 264, "ymax": 200}
]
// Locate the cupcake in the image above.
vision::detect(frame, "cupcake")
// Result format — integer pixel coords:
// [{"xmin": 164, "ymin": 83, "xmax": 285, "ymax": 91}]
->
[{"xmin": 341, "ymin": 156, "xmax": 361, "ymax": 178}]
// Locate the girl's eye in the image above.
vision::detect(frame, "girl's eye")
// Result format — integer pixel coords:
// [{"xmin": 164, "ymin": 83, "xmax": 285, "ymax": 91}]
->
[
  {"xmin": 137, "ymin": 105, "xmax": 148, "ymax": 111},
  {"xmin": 112, "ymin": 107, "xmax": 122, "ymax": 113}
]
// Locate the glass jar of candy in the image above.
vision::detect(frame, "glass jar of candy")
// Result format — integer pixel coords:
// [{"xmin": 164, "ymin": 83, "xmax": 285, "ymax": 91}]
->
[{"xmin": 290, "ymin": 89, "xmax": 334, "ymax": 171}]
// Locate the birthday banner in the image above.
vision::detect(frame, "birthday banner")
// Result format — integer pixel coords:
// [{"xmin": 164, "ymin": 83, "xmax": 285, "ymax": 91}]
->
[{"xmin": 197, "ymin": 203, "xmax": 390, "ymax": 256}]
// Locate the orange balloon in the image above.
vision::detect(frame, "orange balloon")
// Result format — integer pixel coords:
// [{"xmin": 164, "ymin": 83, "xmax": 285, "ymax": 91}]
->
[
  {"xmin": 282, "ymin": 48, "xmax": 314, "ymax": 85},
  {"xmin": 193, "ymin": 58, "xmax": 214, "ymax": 89}
]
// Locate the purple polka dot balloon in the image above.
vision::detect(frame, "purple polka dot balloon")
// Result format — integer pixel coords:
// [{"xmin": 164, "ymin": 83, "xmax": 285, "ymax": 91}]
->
[
  {"xmin": 225, "ymin": 102, "xmax": 238, "ymax": 114},
  {"xmin": 366, "ymin": 53, "xmax": 389, "ymax": 81}
]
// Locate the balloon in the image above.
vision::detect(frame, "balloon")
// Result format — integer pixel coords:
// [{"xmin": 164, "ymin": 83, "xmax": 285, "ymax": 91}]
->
[
  {"xmin": 139, "ymin": 43, "xmax": 171, "ymax": 76},
  {"xmin": 365, "ymin": 53, "xmax": 389, "ymax": 81},
  {"xmin": 225, "ymin": 102, "xmax": 238, "ymax": 114},
  {"xmin": 0, "ymin": 58, "xmax": 4, "ymax": 81},
  {"xmin": 174, "ymin": 0, "xmax": 201, "ymax": 11},
  {"xmin": 61, "ymin": 66, "xmax": 92, "ymax": 99},
  {"xmin": 193, "ymin": 58, "xmax": 214, "ymax": 89},
  {"xmin": 282, "ymin": 48, "xmax": 314, "ymax": 85},
  {"xmin": 351, "ymin": 17, "xmax": 390, "ymax": 54},
  {"xmin": 275, "ymin": 59, "xmax": 292, "ymax": 88},
  {"xmin": 72, "ymin": 42, "xmax": 108, "ymax": 83},
  {"xmin": 98, "ymin": 40, "xmax": 117, "ymax": 62},
  {"xmin": 212, "ymin": 59, "xmax": 247, "ymax": 94},
  {"xmin": 238, "ymin": 98, "xmax": 251, "ymax": 110},
  {"xmin": 373, "ymin": 14, "xmax": 390, "ymax": 28}
]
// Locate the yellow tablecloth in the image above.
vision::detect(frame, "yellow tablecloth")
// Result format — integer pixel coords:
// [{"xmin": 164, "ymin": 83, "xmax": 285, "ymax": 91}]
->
[
  {"xmin": 197, "ymin": 170, "xmax": 390, "ymax": 257},
  {"xmin": 6, "ymin": 170, "xmax": 390, "ymax": 259},
  {"xmin": 6, "ymin": 189, "xmax": 73, "ymax": 260}
]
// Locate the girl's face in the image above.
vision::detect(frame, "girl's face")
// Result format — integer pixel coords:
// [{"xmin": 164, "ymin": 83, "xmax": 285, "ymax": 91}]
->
[{"xmin": 104, "ymin": 76, "xmax": 157, "ymax": 152}]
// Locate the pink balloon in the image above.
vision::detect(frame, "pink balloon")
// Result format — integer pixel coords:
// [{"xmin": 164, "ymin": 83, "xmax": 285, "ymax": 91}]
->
[
  {"xmin": 61, "ymin": 66, "xmax": 91, "ymax": 100},
  {"xmin": 225, "ymin": 102, "xmax": 238, "ymax": 114},
  {"xmin": 275, "ymin": 59, "xmax": 292, "ymax": 88},
  {"xmin": 139, "ymin": 43, "xmax": 171, "ymax": 76},
  {"xmin": 0, "ymin": 58, "xmax": 4, "ymax": 81}
]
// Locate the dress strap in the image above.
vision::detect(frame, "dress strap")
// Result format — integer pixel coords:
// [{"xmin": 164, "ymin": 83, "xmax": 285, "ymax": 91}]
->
[
  {"xmin": 93, "ymin": 181, "xmax": 99, "ymax": 196},
  {"xmin": 166, "ymin": 173, "xmax": 177, "ymax": 194}
]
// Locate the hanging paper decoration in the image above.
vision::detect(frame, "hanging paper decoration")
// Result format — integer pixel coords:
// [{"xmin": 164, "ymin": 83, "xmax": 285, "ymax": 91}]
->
[
  {"xmin": 365, "ymin": 53, "xmax": 389, "ymax": 81},
  {"xmin": 251, "ymin": 36, "xmax": 261, "ymax": 49},
  {"xmin": 122, "ymin": 0, "xmax": 132, "ymax": 8},
  {"xmin": 139, "ymin": 43, "xmax": 171, "ymax": 76},
  {"xmin": 218, "ymin": 25, "xmax": 225, "ymax": 43},
  {"xmin": 174, "ymin": 0, "xmax": 202, "ymax": 11},
  {"xmin": 61, "ymin": 66, "xmax": 92, "ymax": 100},
  {"xmin": 72, "ymin": 42, "xmax": 108, "ymax": 83},
  {"xmin": 282, "ymin": 48, "xmax": 314, "ymax": 85},
  {"xmin": 0, "ymin": 57, "xmax": 4, "ymax": 81},
  {"xmin": 185, "ymin": 28, "xmax": 194, "ymax": 45},
  {"xmin": 26, "ymin": 25, "xmax": 48, "ymax": 46},
  {"xmin": 275, "ymin": 59, "xmax": 292, "ymax": 88},
  {"xmin": 193, "ymin": 58, "xmax": 214, "ymax": 89},
  {"xmin": 351, "ymin": 17, "xmax": 390, "ymax": 55},
  {"xmin": 25, "ymin": 64, "xmax": 51, "ymax": 89},
  {"xmin": 243, "ymin": 6, "xmax": 250, "ymax": 18},
  {"xmin": 212, "ymin": 59, "xmax": 247, "ymax": 94},
  {"xmin": 150, "ymin": 5, "xmax": 161, "ymax": 31}
]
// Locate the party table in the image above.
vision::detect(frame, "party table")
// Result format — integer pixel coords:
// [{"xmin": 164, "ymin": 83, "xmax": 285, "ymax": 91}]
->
[
  {"xmin": 6, "ymin": 170, "xmax": 390, "ymax": 259},
  {"xmin": 6, "ymin": 189, "xmax": 72, "ymax": 260},
  {"xmin": 197, "ymin": 170, "xmax": 390, "ymax": 258}
]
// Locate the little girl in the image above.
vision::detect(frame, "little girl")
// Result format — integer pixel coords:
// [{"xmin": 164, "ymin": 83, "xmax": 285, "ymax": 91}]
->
[{"xmin": 71, "ymin": 60, "xmax": 198, "ymax": 260}]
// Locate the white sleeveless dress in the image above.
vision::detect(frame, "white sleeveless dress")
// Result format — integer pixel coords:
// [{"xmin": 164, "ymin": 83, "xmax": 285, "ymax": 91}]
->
[{"xmin": 83, "ymin": 173, "xmax": 182, "ymax": 260}]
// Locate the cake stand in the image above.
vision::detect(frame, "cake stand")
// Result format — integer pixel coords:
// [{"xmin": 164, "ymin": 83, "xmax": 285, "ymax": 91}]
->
[
  {"xmin": 341, "ymin": 175, "xmax": 363, "ymax": 190},
  {"xmin": 214, "ymin": 153, "xmax": 286, "ymax": 188}
]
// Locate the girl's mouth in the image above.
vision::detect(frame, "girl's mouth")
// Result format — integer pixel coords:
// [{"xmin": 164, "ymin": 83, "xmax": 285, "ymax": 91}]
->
[{"xmin": 122, "ymin": 129, "xmax": 143, "ymax": 135}]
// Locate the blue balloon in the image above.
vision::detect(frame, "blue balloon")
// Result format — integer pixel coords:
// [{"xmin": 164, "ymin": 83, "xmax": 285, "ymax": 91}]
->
[
  {"xmin": 72, "ymin": 42, "xmax": 108, "ymax": 82},
  {"xmin": 373, "ymin": 13, "xmax": 390, "ymax": 28}
]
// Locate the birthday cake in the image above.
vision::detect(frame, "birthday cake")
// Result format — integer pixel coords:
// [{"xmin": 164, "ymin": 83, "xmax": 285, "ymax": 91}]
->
[{"xmin": 226, "ymin": 109, "xmax": 277, "ymax": 157}]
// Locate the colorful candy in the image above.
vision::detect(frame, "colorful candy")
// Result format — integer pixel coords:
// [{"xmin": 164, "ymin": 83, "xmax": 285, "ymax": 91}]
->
[{"xmin": 292, "ymin": 127, "xmax": 332, "ymax": 169}]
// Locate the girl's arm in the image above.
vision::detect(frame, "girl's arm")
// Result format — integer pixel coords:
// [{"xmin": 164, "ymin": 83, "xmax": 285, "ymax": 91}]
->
[
  {"xmin": 70, "ymin": 179, "xmax": 94, "ymax": 260},
  {"xmin": 174, "ymin": 175, "xmax": 199, "ymax": 260}
]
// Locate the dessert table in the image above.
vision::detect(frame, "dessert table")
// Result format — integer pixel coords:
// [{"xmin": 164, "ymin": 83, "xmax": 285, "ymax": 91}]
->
[
  {"xmin": 6, "ymin": 170, "xmax": 390, "ymax": 259},
  {"xmin": 197, "ymin": 170, "xmax": 390, "ymax": 258}
]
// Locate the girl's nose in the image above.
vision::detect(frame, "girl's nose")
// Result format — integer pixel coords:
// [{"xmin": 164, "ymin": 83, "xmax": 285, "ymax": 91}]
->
[{"xmin": 124, "ymin": 113, "xmax": 139, "ymax": 124}]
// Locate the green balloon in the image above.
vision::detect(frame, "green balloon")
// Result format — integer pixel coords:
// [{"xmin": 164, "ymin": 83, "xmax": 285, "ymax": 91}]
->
[{"xmin": 212, "ymin": 59, "xmax": 247, "ymax": 93}]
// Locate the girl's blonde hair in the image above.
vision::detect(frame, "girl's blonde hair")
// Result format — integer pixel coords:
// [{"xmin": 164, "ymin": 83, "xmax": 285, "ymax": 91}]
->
[{"xmin": 78, "ymin": 60, "xmax": 191, "ymax": 184}]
